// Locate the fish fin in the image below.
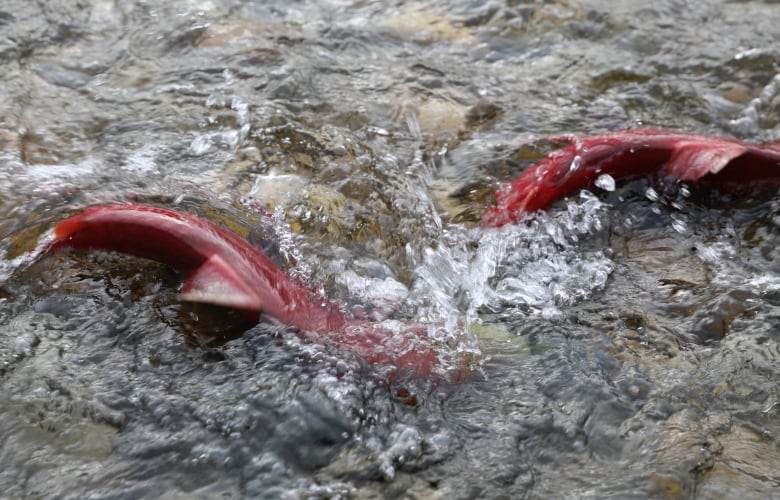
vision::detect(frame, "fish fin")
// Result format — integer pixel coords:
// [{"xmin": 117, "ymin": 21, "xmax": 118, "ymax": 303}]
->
[
  {"xmin": 662, "ymin": 141, "xmax": 747, "ymax": 181},
  {"xmin": 180, "ymin": 254, "xmax": 262, "ymax": 312}
]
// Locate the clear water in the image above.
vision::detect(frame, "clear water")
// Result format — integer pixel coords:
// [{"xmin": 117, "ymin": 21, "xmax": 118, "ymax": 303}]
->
[{"xmin": 1, "ymin": 1, "xmax": 779, "ymax": 498}]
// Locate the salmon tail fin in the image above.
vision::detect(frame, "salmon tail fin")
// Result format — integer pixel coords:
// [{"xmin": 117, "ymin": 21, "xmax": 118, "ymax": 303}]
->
[{"xmin": 180, "ymin": 254, "xmax": 263, "ymax": 314}]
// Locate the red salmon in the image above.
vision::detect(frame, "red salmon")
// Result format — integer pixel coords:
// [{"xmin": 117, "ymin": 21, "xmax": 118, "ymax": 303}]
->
[
  {"xmin": 483, "ymin": 129, "xmax": 780, "ymax": 226},
  {"xmin": 50, "ymin": 203, "xmax": 461, "ymax": 381}
]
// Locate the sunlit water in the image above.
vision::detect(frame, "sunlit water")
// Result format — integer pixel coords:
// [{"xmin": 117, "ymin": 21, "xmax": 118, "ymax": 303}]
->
[{"xmin": 1, "ymin": 0, "xmax": 779, "ymax": 498}]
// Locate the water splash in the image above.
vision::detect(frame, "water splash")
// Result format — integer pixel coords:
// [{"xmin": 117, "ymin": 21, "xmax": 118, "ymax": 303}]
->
[
  {"xmin": 728, "ymin": 72, "xmax": 780, "ymax": 137},
  {"xmin": 269, "ymin": 205, "xmax": 313, "ymax": 283},
  {"xmin": 595, "ymin": 173, "xmax": 616, "ymax": 192},
  {"xmin": 335, "ymin": 267, "xmax": 410, "ymax": 312},
  {"xmin": 409, "ymin": 191, "xmax": 614, "ymax": 324}
]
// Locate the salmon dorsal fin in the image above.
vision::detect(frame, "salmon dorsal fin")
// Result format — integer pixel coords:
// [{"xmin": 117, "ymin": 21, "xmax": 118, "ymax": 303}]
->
[
  {"xmin": 180, "ymin": 254, "xmax": 262, "ymax": 312},
  {"xmin": 662, "ymin": 141, "xmax": 746, "ymax": 181}
]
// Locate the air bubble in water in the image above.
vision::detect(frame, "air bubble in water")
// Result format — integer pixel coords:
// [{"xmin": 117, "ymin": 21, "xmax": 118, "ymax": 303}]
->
[
  {"xmin": 594, "ymin": 174, "xmax": 615, "ymax": 192},
  {"xmin": 645, "ymin": 186, "xmax": 659, "ymax": 202},
  {"xmin": 671, "ymin": 215, "xmax": 688, "ymax": 234}
]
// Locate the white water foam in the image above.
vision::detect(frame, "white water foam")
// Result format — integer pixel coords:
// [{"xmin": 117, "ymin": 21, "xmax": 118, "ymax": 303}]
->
[
  {"xmin": 410, "ymin": 190, "xmax": 615, "ymax": 324},
  {"xmin": 728, "ymin": 72, "xmax": 780, "ymax": 138}
]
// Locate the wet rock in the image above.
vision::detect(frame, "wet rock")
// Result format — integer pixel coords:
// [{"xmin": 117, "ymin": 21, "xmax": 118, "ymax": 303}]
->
[
  {"xmin": 465, "ymin": 101, "xmax": 502, "ymax": 128},
  {"xmin": 246, "ymin": 171, "xmax": 308, "ymax": 211},
  {"xmin": 709, "ymin": 426, "xmax": 779, "ymax": 481},
  {"xmin": 413, "ymin": 98, "xmax": 467, "ymax": 136},
  {"xmin": 197, "ymin": 19, "xmax": 276, "ymax": 48},
  {"xmin": 382, "ymin": 7, "xmax": 475, "ymax": 45},
  {"xmin": 15, "ymin": 128, "xmax": 62, "ymax": 165},
  {"xmin": 649, "ymin": 473, "xmax": 686, "ymax": 500},
  {"xmin": 718, "ymin": 82, "xmax": 754, "ymax": 104},
  {"xmin": 33, "ymin": 61, "xmax": 93, "ymax": 89}
]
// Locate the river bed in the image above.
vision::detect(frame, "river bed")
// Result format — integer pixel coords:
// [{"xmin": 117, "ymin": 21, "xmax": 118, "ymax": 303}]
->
[{"xmin": 1, "ymin": 1, "xmax": 779, "ymax": 498}]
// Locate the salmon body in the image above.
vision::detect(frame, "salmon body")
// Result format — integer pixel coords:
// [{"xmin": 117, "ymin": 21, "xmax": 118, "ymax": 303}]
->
[
  {"xmin": 44, "ymin": 128, "xmax": 780, "ymax": 382},
  {"xmin": 483, "ymin": 129, "xmax": 780, "ymax": 226},
  {"xmin": 49, "ymin": 203, "xmax": 459, "ymax": 381}
]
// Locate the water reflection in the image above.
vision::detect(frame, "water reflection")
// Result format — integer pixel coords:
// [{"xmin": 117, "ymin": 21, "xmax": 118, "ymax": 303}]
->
[{"xmin": 1, "ymin": 0, "xmax": 779, "ymax": 498}]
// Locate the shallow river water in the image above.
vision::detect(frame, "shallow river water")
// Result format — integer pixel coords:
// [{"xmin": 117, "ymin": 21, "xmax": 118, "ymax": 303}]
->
[{"xmin": 1, "ymin": 1, "xmax": 779, "ymax": 498}]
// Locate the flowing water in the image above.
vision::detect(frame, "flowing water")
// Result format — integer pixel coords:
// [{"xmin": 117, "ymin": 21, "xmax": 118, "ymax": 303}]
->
[{"xmin": 1, "ymin": 1, "xmax": 779, "ymax": 498}]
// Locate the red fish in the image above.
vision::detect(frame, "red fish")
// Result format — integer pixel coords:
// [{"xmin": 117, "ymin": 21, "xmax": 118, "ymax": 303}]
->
[
  {"xmin": 483, "ymin": 128, "xmax": 780, "ymax": 226},
  {"xmin": 48, "ymin": 203, "xmax": 462, "ymax": 381},
  {"xmin": 47, "ymin": 130, "xmax": 777, "ymax": 381}
]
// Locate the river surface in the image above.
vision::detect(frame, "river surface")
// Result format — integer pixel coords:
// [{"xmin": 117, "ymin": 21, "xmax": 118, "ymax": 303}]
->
[{"xmin": 1, "ymin": 1, "xmax": 779, "ymax": 498}]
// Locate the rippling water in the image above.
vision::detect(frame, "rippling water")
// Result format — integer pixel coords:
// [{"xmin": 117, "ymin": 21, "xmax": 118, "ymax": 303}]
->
[{"xmin": 1, "ymin": 1, "xmax": 779, "ymax": 498}]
